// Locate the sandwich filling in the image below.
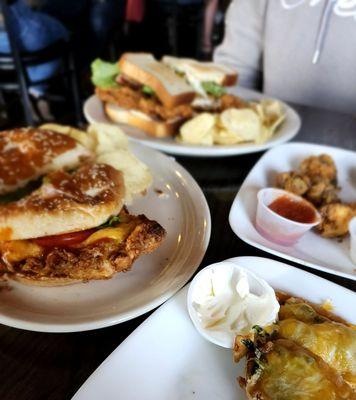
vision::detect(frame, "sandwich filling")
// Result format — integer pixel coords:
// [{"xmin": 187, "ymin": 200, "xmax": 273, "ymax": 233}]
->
[
  {"xmin": 0, "ymin": 159, "xmax": 165, "ymax": 283},
  {"xmin": 96, "ymin": 85, "xmax": 193, "ymax": 122},
  {"xmin": 92, "ymin": 58, "xmax": 247, "ymax": 123},
  {"xmin": 0, "ymin": 208, "xmax": 165, "ymax": 282}
]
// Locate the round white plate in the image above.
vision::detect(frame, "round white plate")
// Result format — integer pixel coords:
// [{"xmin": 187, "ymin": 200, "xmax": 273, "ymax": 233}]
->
[
  {"xmin": 84, "ymin": 87, "xmax": 301, "ymax": 157},
  {"xmin": 0, "ymin": 143, "xmax": 211, "ymax": 332}
]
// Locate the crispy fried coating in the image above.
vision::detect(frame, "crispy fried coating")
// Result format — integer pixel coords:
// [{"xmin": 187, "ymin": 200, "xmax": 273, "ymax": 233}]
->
[
  {"xmin": 96, "ymin": 87, "xmax": 193, "ymax": 122},
  {"xmin": 275, "ymin": 154, "xmax": 340, "ymax": 208},
  {"xmin": 0, "ymin": 211, "xmax": 166, "ymax": 282},
  {"xmin": 275, "ymin": 171, "xmax": 311, "ymax": 196},
  {"xmin": 317, "ymin": 203, "xmax": 356, "ymax": 238},
  {"xmin": 300, "ymin": 154, "xmax": 337, "ymax": 184},
  {"xmin": 305, "ymin": 180, "xmax": 340, "ymax": 207}
]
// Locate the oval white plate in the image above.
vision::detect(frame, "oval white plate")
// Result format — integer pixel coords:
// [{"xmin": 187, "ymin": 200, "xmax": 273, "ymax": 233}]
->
[
  {"xmin": 229, "ymin": 142, "xmax": 356, "ymax": 280},
  {"xmin": 0, "ymin": 143, "xmax": 211, "ymax": 332},
  {"xmin": 72, "ymin": 256, "xmax": 356, "ymax": 400},
  {"xmin": 84, "ymin": 87, "xmax": 301, "ymax": 157}
]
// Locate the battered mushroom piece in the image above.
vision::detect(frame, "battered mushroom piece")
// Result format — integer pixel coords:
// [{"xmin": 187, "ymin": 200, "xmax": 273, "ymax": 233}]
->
[
  {"xmin": 300, "ymin": 154, "xmax": 337, "ymax": 184},
  {"xmin": 305, "ymin": 180, "xmax": 340, "ymax": 207},
  {"xmin": 275, "ymin": 172, "xmax": 311, "ymax": 196},
  {"xmin": 317, "ymin": 203, "xmax": 356, "ymax": 238}
]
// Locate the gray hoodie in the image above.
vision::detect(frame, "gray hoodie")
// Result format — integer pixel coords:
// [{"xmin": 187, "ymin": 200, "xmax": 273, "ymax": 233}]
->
[{"xmin": 214, "ymin": 0, "xmax": 356, "ymax": 114}]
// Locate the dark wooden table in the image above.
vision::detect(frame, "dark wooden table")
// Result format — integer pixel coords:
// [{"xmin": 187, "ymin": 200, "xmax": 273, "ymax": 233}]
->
[{"xmin": 1, "ymin": 104, "xmax": 355, "ymax": 400}]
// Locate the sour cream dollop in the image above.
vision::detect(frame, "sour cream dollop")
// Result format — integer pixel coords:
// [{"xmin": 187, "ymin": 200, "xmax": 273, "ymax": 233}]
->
[{"xmin": 187, "ymin": 261, "xmax": 280, "ymax": 348}]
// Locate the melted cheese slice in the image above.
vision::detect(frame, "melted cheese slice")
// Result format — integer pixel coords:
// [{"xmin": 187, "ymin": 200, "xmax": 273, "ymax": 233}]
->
[
  {"xmin": 278, "ymin": 319, "xmax": 356, "ymax": 387},
  {"xmin": 84, "ymin": 222, "xmax": 136, "ymax": 245},
  {"xmin": 254, "ymin": 342, "xmax": 353, "ymax": 399},
  {"xmin": 0, "ymin": 222, "xmax": 137, "ymax": 265},
  {"xmin": 0, "ymin": 240, "xmax": 42, "ymax": 264}
]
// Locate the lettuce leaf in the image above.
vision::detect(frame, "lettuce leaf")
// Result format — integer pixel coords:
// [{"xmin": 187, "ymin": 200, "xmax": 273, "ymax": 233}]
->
[
  {"xmin": 142, "ymin": 85, "xmax": 155, "ymax": 96},
  {"xmin": 91, "ymin": 58, "xmax": 120, "ymax": 89},
  {"xmin": 202, "ymin": 81, "xmax": 226, "ymax": 97}
]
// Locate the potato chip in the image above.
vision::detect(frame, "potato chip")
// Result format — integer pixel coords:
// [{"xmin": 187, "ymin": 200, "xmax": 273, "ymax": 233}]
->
[
  {"xmin": 261, "ymin": 99, "xmax": 284, "ymax": 120},
  {"xmin": 219, "ymin": 108, "xmax": 262, "ymax": 142},
  {"xmin": 41, "ymin": 122, "xmax": 152, "ymax": 202},
  {"xmin": 179, "ymin": 113, "xmax": 215, "ymax": 145},
  {"xmin": 178, "ymin": 98, "xmax": 285, "ymax": 146},
  {"xmin": 97, "ymin": 150, "xmax": 152, "ymax": 204},
  {"xmin": 250, "ymin": 103, "xmax": 265, "ymax": 121},
  {"xmin": 259, "ymin": 100, "xmax": 286, "ymax": 131},
  {"xmin": 88, "ymin": 123, "xmax": 128, "ymax": 154},
  {"xmin": 39, "ymin": 123, "xmax": 95, "ymax": 150},
  {"xmin": 255, "ymin": 125, "xmax": 272, "ymax": 145},
  {"xmin": 88, "ymin": 123, "xmax": 152, "ymax": 202},
  {"xmin": 213, "ymin": 127, "xmax": 244, "ymax": 145}
]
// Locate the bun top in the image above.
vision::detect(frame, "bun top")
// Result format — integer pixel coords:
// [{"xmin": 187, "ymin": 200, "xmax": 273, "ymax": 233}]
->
[
  {"xmin": 0, "ymin": 163, "xmax": 125, "ymax": 240},
  {"xmin": 0, "ymin": 128, "xmax": 93, "ymax": 195},
  {"xmin": 119, "ymin": 53, "xmax": 196, "ymax": 108}
]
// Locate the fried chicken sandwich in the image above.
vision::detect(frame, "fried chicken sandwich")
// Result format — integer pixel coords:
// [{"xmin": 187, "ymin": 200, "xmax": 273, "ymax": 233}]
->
[
  {"xmin": 91, "ymin": 52, "xmax": 243, "ymax": 138},
  {"xmin": 0, "ymin": 126, "xmax": 165, "ymax": 286},
  {"xmin": 92, "ymin": 53, "xmax": 196, "ymax": 138}
]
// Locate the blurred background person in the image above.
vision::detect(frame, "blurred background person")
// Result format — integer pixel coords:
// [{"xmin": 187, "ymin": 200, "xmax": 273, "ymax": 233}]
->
[
  {"xmin": 214, "ymin": 0, "xmax": 356, "ymax": 114},
  {"xmin": 145, "ymin": 0, "xmax": 204, "ymax": 58},
  {"xmin": 34, "ymin": 0, "xmax": 126, "ymax": 63},
  {"xmin": 201, "ymin": 0, "xmax": 218, "ymax": 59}
]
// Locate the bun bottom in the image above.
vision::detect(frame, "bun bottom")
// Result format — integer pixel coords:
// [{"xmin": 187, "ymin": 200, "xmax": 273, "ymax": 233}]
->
[{"xmin": 104, "ymin": 103, "xmax": 183, "ymax": 138}]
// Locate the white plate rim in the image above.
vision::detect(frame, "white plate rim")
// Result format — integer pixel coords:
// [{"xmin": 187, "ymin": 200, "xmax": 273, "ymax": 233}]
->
[
  {"xmin": 229, "ymin": 141, "xmax": 356, "ymax": 281},
  {"xmin": 72, "ymin": 255, "xmax": 356, "ymax": 400},
  {"xmin": 0, "ymin": 142, "xmax": 211, "ymax": 333},
  {"xmin": 83, "ymin": 89, "xmax": 301, "ymax": 157}
]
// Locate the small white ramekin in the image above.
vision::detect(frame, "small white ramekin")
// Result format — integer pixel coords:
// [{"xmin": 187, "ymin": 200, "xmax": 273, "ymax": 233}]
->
[{"xmin": 256, "ymin": 188, "xmax": 321, "ymax": 246}]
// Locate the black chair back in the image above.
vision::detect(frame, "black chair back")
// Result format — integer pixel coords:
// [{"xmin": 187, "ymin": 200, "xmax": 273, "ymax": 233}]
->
[
  {"xmin": 0, "ymin": 0, "xmax": 83, "ymax": 125},
  {"xmin": 0, "ymin": 0, "xmax": 34, "ymax": 124}
]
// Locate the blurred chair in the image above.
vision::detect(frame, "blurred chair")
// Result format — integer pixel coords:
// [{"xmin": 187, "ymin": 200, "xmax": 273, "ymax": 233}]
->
[
  {"xmin": 0, "ymin": 0, "xmax": 82, "ymax": 126},
  {"xmin": 147, "ymin": 0, "xmax": 203, "ymax": 58}
]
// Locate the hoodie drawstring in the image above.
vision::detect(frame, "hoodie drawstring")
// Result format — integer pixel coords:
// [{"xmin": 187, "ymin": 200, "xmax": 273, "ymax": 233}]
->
[{"xmin": 313, "ymin": 0, "xmax": 337, "ymax": 64}]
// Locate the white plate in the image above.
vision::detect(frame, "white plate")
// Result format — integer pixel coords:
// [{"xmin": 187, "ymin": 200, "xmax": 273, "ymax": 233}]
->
[
  {"xmin": 0, "ymin": 143, "xmax": 211, "ymax": 332},
  {"xmin": 72, "ymin": 256, "xmax": 356, "ymax": 400},
  {"xmin": 84, "ymin": 87, "xmax": 301, "ymax": 157},
  {"xmin": 229, "ymin": 142, "xmax": 356, "ymax": 280}
]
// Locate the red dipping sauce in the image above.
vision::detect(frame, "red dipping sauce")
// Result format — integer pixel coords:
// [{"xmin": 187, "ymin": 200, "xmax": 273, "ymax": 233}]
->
[{"xmin": 268, "ymin": 195, "xmax": 316, "ymax": 224}]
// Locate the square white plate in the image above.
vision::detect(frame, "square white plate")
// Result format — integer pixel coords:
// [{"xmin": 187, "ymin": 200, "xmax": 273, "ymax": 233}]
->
[
  {"xmin": 72, "ymin": 256, "xmax": 356, "ymax": 400},
  {"xmin": 229, "ymin": 142, "xmax": 356, "ymax": 280}
]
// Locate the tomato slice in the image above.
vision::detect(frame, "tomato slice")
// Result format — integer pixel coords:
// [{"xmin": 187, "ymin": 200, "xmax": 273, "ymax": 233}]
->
[{"xmin": 33, "ymin": 228, "xmax": 96, "ymax": 248}]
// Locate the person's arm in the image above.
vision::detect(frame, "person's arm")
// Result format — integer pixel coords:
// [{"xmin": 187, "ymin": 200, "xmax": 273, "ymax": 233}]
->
[
  {"xmin": 213, "ymin": 0, "xmax": 267, "ymax": 89},
  {"xmin": 202, "ymin": 0, "xmax": 218, "ymax": 54}
]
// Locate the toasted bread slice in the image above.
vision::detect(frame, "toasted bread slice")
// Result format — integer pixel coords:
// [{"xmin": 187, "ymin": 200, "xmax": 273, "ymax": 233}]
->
[
  {"xmin": 162, "ymin": 56, "xmax": 238, "ymax": 86},
  {"xmin": 118, "ymin": 53, "xmax": 196, "ymax": 108},
  {"xmin": 1, "ymin": 210, "xmax": 165, "ymax": 286},
  {"xmin": 0, "ymin": 163, "xmax": 125, "ymax": 240},
  {"xmin": 104, "ymin": 103, "xmax": 183, "ymax": 138},
  {"xmin": 0, "ymin": 128, "xmax": 93, "ymax": 195}
]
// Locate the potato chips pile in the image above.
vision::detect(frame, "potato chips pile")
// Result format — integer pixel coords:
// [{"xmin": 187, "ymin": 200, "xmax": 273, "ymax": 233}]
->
[
  {"xmin": 40, "ymin": 123, "xmax": 152, "ymax": 203},
  {"xmin": 178, "ymin": 100, "xmax": 286, "ymax": 146}
]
